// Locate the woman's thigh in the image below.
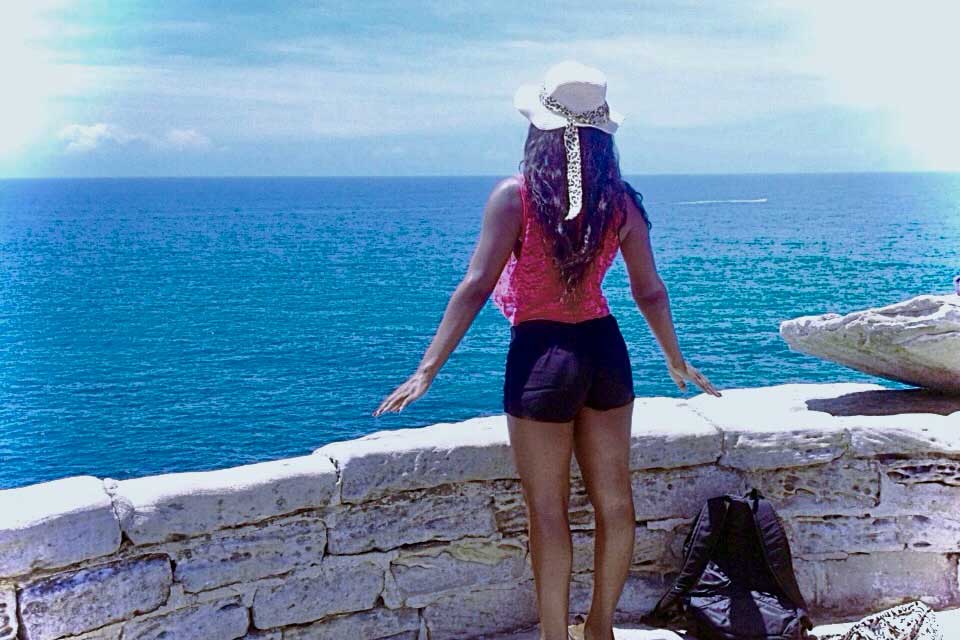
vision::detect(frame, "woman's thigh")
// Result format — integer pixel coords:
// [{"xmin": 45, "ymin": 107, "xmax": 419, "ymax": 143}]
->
[
  {"xmin": 572, "ymin": 401, "xmax": 634, "ymax": 514},
  {"xmin": 507, "ymin": 414, "xmax": 575, "ymax": 516}
]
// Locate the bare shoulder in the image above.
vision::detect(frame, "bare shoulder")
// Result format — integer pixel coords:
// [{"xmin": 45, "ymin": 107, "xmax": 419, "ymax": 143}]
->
[
  {"xmin": 489, "ymin": 175, "xmax": 522, "ymax": 212},
  {"xmin": 483, "ymin": 175, "xmax": 523, "ymax": 226},
  {"xmin": 618, "ymin": 187, "xmax": 647, "ymax": 243}
]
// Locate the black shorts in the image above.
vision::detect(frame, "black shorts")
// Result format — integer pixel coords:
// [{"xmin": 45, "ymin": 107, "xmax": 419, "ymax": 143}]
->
[{"xmin": 503, "ymin": 313, "xmax": 635, "ymax": 423}]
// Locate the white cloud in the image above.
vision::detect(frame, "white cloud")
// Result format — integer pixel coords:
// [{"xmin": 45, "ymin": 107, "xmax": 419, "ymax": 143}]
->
[
  {"xmin": 164, "ymin": 128, "xmax": 212, "ymax": 151},
  {"xmin": 57, "ymin": 123, "xmax": 213, "ymax": 154},
  {"xmin": 18, "ymin": 1, "xmax": 960, "ymax": 172},
  {"xmin": 774, "ymin": 0, "xmax": 960, "ymax": 169}
]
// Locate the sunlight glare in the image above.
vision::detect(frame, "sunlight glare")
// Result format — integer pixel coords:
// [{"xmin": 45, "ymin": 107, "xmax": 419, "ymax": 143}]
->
[{"xmin": 788, "ymin": 1, "xmax": 960, "ymax": 170}]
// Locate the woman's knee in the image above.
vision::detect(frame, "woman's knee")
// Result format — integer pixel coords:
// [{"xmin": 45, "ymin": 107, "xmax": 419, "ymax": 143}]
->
[
  {"xmin": 593, "ymin": 496, "xmax": 635, "ymax": 527},
  {"xmin": 526, "ymin": 499, "xmax": 571, "ymax": 531}
]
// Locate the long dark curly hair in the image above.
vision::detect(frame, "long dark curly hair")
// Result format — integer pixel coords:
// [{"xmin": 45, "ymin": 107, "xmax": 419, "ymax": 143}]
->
[{"xmin": 518, "ymin": 123, "xmax": 651, "ymax": 302}]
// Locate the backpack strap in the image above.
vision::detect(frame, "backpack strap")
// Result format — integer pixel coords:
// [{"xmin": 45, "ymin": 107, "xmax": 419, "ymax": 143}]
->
[
  {"xmin": 647, "ymin": 495, "xmax": 731, "ymax": 617},
  {"xmin": 747, "ymin": 488, "xmax": 815, "ymax": 631}
]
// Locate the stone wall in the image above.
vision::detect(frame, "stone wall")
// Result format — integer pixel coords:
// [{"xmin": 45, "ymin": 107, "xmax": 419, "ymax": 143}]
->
[{"xmin": 2, "ymin": 382, "xmax": 959, "ymax": 639}]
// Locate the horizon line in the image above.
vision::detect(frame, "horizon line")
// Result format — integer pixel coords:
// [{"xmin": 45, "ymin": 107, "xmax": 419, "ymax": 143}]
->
[{"xmin": 2, "ymin": 169, "xmax": 960, "ymax": 180}]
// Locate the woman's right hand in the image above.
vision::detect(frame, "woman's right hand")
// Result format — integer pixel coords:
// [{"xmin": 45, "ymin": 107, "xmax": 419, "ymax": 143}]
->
[{"xmin": 667, "ymin": 359, "xmax": 721, "ymax": 397}]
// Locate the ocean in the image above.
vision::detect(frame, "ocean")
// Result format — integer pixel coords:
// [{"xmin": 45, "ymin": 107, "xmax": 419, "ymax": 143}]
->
[{"xmin": 1, "ymin": 173, "xmax": 958, "ymax": 489}]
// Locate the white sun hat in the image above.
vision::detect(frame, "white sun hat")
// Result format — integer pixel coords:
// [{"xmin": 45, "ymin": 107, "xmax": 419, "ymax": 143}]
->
[{"xmin": 513, "ymin": 60, "xmax": 624, "ymax": 220}]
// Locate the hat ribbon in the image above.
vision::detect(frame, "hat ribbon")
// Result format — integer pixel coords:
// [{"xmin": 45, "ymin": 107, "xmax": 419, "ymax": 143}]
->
[{"xmin": 538, "ymin": 89, "xmax": 611, "ymax": 221}]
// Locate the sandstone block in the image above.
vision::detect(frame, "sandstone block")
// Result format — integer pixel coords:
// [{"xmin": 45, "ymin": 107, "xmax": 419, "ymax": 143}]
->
[
  {"xmin": 744, "ymin": 459, "xmax": 880, "ymax": 516},
  {"xmin": 421, "ymin": 580, "xmax": 539, "ymax": 640},
  {"xmin": 388, "ymin": 537, "xmax": 526, "ymax": 608},
  {"xmin": 250, "ymin": 553, "xmax": 388, "ymax": 629},
  {"xmin": 281, "ymin": 606, "xmax": 420, "ymax": 640},
  {"xmin": 797, "ymin": 552, "xmax": 960, "ymax": 615},
  {"xmin": 897, "ymin": 514, "xmax": 960, "ymax": 552},
  {"xmin": 780, "ymin": 294, "xmax": 960, "ymax": 393},
  {"xmin": 632, "ymin": 464, "xmax": 745, "ymax": 521},
  {"xmin": 240, "ymin": 631, "xmax": 281, "ymax": 640},
  {"xmin": 848, "ymin": 410, "xmax": 960, "ymax": 458},
  {"xmin": 105, "ymin": 454, "xmax": 338, "ymax": 545},
  {"xmin": 869, "ymin": 457, "xmax": 960, "ymax": 516},
  {"xmin": 0, "ymin": 476, "xmax": 120, "ymax": 577},
  {"xmin": 571, "ymin": 571, "xmax": 674, "ymax": 622},
  {"xmin": 173, "ymin": 514, "xmax": 326, "ymax": 593},
  {"xmin": 490, "ymin": 476, "xmax": 603, "ymax": 534},
  {"xmin": 784, "ymin": 515, "xmax": 901, "ymax": 556},
  {"xmin": 325, "ymin": 483, "xmax": 496, "ymax": 554},
  {"xmin": 120, "ymin": 597, "xmax": 249, "ymax": 640},
  {"xmin": 315, "ymin": 400, "xmax": 722, "ymax": 509},
  {"xmin": 18, "ymin": 554, "xmax": 171, "ymax": 640},
  {"xmin": 64, "ymin": 627, "xmax": 121, "ymax": 640},
  {"xmin": 490, "ymin": 480, "xmax": 528, "ymax": 533},
  {"xmin": 314, "ymin": 415, "xmax": 516, "ymax": 504},
  {"xmin": 688, "ymin": 384, "xmax": 882, "ymax": 469},
  {"xmin": 566, "ymin": 526, "xmax": 673, "ymax": 574},
  {"xmin": 627, "ymin": 398, "xmax": 723, "ymax": 469},
  {"xmin": 0, "ymin": 584, "xmax": 15, "ymax": 640}
]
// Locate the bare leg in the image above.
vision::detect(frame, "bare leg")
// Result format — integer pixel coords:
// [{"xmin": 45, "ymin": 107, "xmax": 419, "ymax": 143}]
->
[
  {"xmin": 507, "ymin": 413, "xmax": 576, "ymax": 640},
  {"xmin": 572, "ymin": 400, "xmax": 635, "ymax": 640}
]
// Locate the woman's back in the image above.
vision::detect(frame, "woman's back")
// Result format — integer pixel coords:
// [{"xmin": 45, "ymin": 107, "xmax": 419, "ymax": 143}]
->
[{"xmin": 492, "ymin": 172, "xmax": 624, "ymax": 325}]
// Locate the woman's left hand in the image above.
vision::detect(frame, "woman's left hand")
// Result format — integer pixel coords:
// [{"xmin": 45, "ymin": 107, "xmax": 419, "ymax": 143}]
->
[{"xmin": 372, "ymin": 369, "xmax": 434, "ymax": 416}]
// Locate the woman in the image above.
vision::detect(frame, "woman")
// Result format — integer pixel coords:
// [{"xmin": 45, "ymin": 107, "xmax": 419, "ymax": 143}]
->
[{"xmin": 373, "ymin": 60, "xmax": 720, "ymax": 640}]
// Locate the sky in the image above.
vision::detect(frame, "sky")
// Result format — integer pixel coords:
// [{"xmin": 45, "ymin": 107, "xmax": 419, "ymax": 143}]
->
[{"xmin": 2, "ymin": 1, "xmax": 959, "ymax": 178}]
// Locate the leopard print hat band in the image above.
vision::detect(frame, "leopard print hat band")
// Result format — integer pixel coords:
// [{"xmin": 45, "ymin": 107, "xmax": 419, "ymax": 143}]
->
[{"xmin": 537, "ymin": 89, "xmax": 613, "ymax": 221}]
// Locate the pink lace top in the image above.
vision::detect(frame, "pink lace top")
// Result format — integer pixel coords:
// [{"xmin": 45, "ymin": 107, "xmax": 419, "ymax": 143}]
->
[{"xmin": 492, "ymin": 173, "xmax": 624, "ymax": 325}]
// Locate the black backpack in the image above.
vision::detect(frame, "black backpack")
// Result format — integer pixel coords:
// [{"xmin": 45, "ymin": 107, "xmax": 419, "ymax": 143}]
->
[{"xmin": 640, "ymin": 487, "xmax": 816, "ymax": 639}]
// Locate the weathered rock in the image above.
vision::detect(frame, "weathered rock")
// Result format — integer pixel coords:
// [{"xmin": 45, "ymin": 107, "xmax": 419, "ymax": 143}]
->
[
  {"xmin": 120, "ymin": 597, "xmax": 249, "ymax": 640},
  {"xmin": 0, "ymin": 476, "xmax": 121, "ymax": 578},
  {"xmin": 282, "ymin": 606, "xmax": 420, "ymax": 640},
  {"xmin": 570, "ymin": 571, "xmax": 674, "ymax": 622},
  {"xmin": 105, "ymin": 454, "xmax": 338, "ymax": 545},
  {"xmin": 314, "ymin": 415, "xmax": 517, "ymax": 504},
  {"xmin": 847, "ymin": 410, "xmax": 960, "ymax": 458},
  {"xmin": 240, "ymin": 631, "xmax": 281, "ymax": 640},
  {"xmin": 867, "ymin": 457, "xmax": 960, "ymax": 517},
  {"xmin": 64, "ymin": 627, "xmax": 121, "ymax": 640},
  {"xmin": 743, "ymin": 459, "xmax": 880, "ymax": 516},
  {"xmin": 421, "ymin": 580, "xmax": 539, "ymax": 640},
  {"xmin": 18, "ymin": 554, "xmax": 171, "ymax": 640},
  {"xmin": 490, "ymin": 477, "xmax": 600, "ymax": 532},
  {"xmin": 324, "ymin": 483, "xmax": 496, "ymax": 554},
  {"xmin": 883, "ymin": 457, "xmax": 960, "ymax": 486},
  {"xmin": 379, "ymin": 632, "xmax": 419, "ymax": 640},
  {"xmin": 566, "ymin": 525, "xmax": 673, "ymax": 573},
  {"xmin": 688, "ymin": 383, "xmax": 882, "ymax": 469},
  {"xmin": 627, "ymin": 398, "xmax": 723, "ymax": 469},
  {"xmin": 6, "ymin": 382, "xmax": 960, "ymax": 639},
  {"xmin": 797, "ymin": 552, "xmax": 960, "ymax": 615},
  {"xmin": 315, "ymin": 399, "xmax": 721, "ymax": 506},
  {"xmin": 897, "ymin": 513, "xmax": 960, "ymax": 551},
  {"xmin": 386, "ymin": 537, "xmax": 526, "ymax": 608},
  {"xmin": 493, "ymin": 464, "xmax": 744, "ymax": 535},
  {"xmin": 250, "ymin": 553, "xmax": 389, "ymax": 629},
  {"xmin": 0, "ymin": 584, "xmax": 16, "ymax": 640},
  {"xmin": 784, "ymin": 515, "xmax": 902, "ymax": 556},
  {"xmin": 632, "ymin": 464, "xmax": 745, "ymax": 520},
  {"xmin": 172, "ymin": 514, "xmax": 327, "ymax": 593},
  {"xmin": 490, "ymin": 480, "xmax": 529, "ymax": 533},
  {"xmin": 780, "ymin": 294, "xmax": 960, "ymax": 393}
]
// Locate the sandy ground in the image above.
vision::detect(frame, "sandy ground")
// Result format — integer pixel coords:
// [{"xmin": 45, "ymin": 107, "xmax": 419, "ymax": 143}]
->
[{"xmin": 488, "ymin": 604, "xmax": 960, "ymax": 638}]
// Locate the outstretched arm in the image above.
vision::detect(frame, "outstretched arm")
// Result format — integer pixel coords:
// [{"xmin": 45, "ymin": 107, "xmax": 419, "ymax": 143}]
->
[
  {"xmin": 373, "ymin": 177, "xmax": 522, "ymax": 416},
  {"xmin": 619, "ymin": 196, "xmax": 721, "ymax": 397}
]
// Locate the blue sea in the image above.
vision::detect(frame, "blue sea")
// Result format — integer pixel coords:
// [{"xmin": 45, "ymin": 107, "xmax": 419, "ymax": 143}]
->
[{"xmin": 2, "ymin": 173, "xmax": 958, "ymax": 489}]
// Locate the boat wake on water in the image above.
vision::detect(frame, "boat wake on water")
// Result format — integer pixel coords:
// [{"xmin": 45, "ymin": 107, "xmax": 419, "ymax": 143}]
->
[{"xmin": 675, "ymin": 198, "xmax": 768, "ymax": 205}]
